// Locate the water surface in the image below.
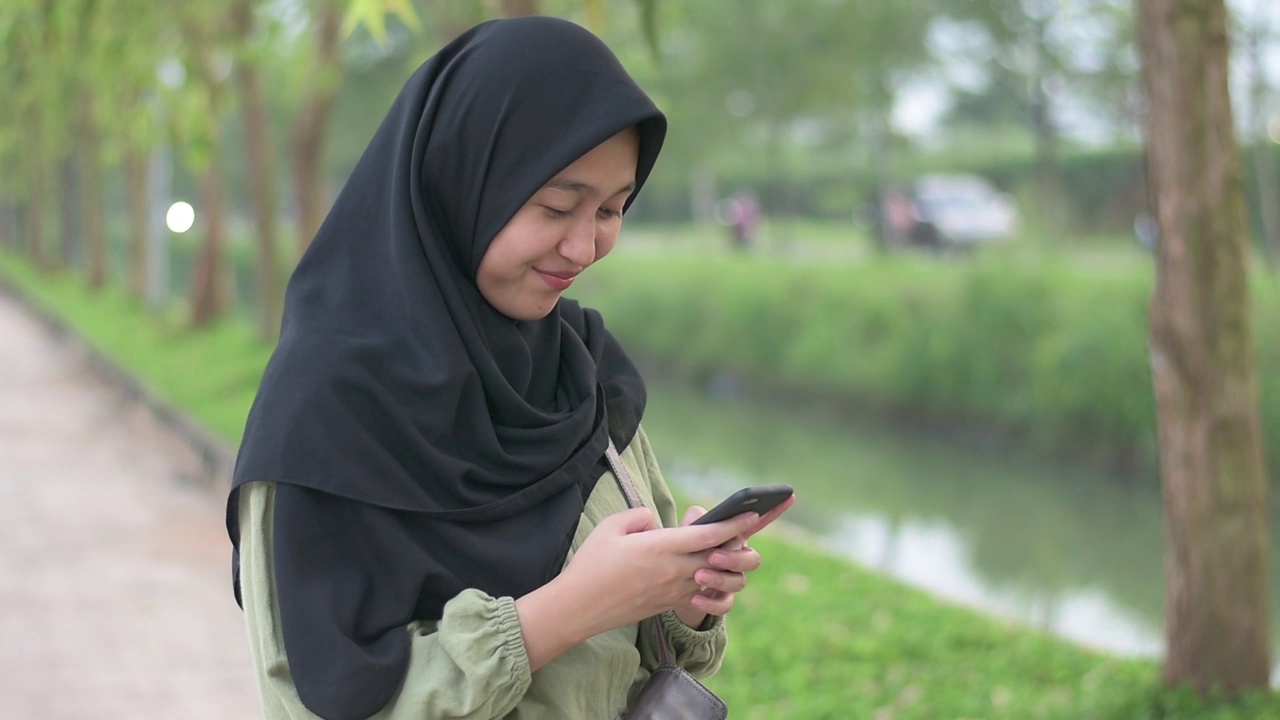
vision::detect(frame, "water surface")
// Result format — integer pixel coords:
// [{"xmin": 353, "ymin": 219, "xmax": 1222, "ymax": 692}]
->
[{"xmin": 641, "ymin": 369, "xmax": 1280, "ymax": 665}]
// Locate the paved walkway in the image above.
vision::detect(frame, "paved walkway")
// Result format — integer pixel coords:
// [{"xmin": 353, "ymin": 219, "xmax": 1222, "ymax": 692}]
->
[{"xmin": 0, "ymin": 291, "xmax": 260, "ymax": 718}]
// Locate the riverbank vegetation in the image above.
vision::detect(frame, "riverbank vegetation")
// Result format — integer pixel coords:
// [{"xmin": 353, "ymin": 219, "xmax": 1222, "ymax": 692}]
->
[
  {"xmin": 572, "ymin": 240, "xmax": 1280, "ymax": 485},
  {"xmin": 4, "ymin": 0, "xmax": 1277, "ymax": 704},
  {"xmin": 5, "ymin": 247, "xmax": 1280, "ymax": 718}
]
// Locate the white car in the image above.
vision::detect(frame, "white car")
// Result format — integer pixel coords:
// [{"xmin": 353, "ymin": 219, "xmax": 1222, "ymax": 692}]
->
[{"xmin": 908, "ymin": 175, "xmax": 1019, "ymax": 247}]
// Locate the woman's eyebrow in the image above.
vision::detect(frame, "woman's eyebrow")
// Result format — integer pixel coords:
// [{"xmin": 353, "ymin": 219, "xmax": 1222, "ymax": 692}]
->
[{"xmin": 545, "ymin": 178, "xmax": 636, "ymax": 197}]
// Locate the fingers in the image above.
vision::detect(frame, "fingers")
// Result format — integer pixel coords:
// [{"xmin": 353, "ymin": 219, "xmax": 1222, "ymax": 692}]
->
[
  {"xmin": 717, "ymin": 536, "xmax": 745, "ymax": 552},
  {"xmin": 600, "ymin": 506, "xmax": 660, "ymax": 535},
  {"xmin": 741, "ymin": 494, "xmax": 796, "ymax": 540},
  {"xmin": 667, "ymin": 510, "xmax": 759, "ymax": 553},
  {"xmin": 706, "ymin": 545, "xmax": 761, "ymax": 574},
  {"xmin": 677, "ymin": 492, "xmax": 796, "ymax": 549},
  {"xmin": 680, "ymin": 505, "xmax": 707, "ymax": 527},
  {"xmin": 685, "ymin": 542, "xmax": 765, "ymax": 617},
  {"xmin": 689, "ymin": 586, "xmax": 736, "ymax": 615},
  {"xmin": 692, "ymin": 567, "xmax": 747, "ymax": 596}
]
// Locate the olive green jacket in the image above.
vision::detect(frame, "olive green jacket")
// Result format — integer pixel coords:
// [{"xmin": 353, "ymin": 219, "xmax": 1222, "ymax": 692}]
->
[{"xmin": 237, "ymin": 426, "xmax": 727, "ymax": 719}]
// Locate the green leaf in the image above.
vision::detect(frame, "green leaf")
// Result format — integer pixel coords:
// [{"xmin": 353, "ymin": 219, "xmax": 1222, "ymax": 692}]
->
[
  {"xmin": 341, "ymin": 0, "xmax": 386, "ymax": 45},
  {"xmin": 342, "ymin": 0, "xmax": 420, "ymax": 47}
]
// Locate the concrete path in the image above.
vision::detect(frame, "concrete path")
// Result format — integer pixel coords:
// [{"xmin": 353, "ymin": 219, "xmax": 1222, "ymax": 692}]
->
[{"xmin": 0, "ymin": 290, "xmax": 260, "ymax": 718}]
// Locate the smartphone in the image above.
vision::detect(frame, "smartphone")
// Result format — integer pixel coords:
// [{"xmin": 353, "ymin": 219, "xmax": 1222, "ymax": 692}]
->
[{"xmin": 691, "ymin": 484, "xmax": 794, "ymax": 525}]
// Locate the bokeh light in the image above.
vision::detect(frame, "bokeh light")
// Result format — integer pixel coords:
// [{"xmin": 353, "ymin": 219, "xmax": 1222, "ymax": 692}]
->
[{"xmin": 165, "ymin": 201, "xmax": 195, "ymax": 233}]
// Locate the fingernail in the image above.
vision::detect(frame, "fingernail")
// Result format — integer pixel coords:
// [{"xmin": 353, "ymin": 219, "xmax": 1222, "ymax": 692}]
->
[{"xmin": 710, "ymin": 552, "xmax": 728, "ymax": 566}]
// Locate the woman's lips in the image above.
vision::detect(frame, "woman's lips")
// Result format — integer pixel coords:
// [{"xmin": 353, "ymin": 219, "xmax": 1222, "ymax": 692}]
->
[{"xmin": 536, "ymin": 269, "xmax": 578, "ymax": 291}]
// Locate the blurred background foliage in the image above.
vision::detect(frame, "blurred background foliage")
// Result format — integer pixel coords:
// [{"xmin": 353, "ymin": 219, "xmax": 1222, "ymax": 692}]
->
[
  {"xmin": 4, "ymin": 0, "xmax": 1280, "ymax": 711},
  {"xmin": 2, "ymin": 0, "xmax": 1278, "ymax": 253},
  {"xmin": 3, "ymin": 0, "xmax": 1278, "ymax": 292}
]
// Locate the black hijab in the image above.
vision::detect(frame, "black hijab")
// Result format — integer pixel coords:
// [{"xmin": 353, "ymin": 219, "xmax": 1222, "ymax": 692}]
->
[{"xmin": 226, "ymin": 17, "xmax": 666, "ymax": 720}]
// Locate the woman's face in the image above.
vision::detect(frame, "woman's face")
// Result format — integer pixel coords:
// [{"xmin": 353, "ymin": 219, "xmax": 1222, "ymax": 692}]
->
[{"xmin": 477, "ymin": 127, "xmax": 640, "ymax": 321}]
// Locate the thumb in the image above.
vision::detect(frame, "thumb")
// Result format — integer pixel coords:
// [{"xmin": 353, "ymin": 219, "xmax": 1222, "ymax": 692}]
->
[
  {"xmin": 681, "ymin": 505, "xmax": 707, "ymax": 527},
  {"xmin": 605, "ymin": 506, "xmax": 660, "ymax": 535}
]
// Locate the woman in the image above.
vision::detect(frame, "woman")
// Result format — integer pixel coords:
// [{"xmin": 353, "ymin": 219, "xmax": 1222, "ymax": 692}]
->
[{"xmin": 227, "ymin": 16, "xmax": 793, "ymax": 720}]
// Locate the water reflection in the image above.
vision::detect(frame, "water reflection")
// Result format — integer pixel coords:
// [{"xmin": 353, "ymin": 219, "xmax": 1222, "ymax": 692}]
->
[
  {"xmin": 642, "ymin": 369, "xmax": 1280, "ymax": 666},
  {"xmin": 830, "ymin": 514, "xmax": 1158, "ymax": 657}
]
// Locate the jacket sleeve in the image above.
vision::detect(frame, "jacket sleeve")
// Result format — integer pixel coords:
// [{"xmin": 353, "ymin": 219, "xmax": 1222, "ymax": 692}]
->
[
  {"xmin": 627, "ymin": 428, "xmax": 729, "ymax": 680},
  {"xmin": 238, "ymin": 481, "xmax": 532, "ymax": 720}
]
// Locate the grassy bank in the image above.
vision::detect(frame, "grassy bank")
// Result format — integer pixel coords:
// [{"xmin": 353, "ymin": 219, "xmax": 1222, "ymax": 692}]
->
[
  {"xmin": 719, "ymin": 534, "xmax": 1280, "ymax": 719},
  {"xmin": 572, "ymin": 247, "xmax": 1280, "ymax": 481},
  {"xmin": 0, "ymin": 253, "xmax": 273, "ymax": 442},
  {"xmin": 5, "ymin": 249, "xmax": 1280, "ymax": 717}
]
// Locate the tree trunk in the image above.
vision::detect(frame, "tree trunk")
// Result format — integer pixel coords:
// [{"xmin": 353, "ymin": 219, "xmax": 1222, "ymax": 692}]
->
[
  {"xmin": 499, "ymin": 0, "xmax": 539, "ymax": 17},
  {"xmin": 190, "ymin": 152, "xmax": 228, "ymax": 328},
  {"xmin": 27, "ymin": 147, "xmax": 48, "ymax": 270},
  {"xmin": 24, "ymin": 114, "xmax": 48, "ymax": 271},
  {"xmin": 125, "ymin": 149, "xmax": 151, "ymax": 300},
  {"xmin": 0, "ymin": 197, "xmax": 15, "ymax": 250},
  {"xmin": 1030, "ymin": 16, "xmax": 1056, "ymax": 183},
  {"xmin": 233, "ymin": 0, "xmax": 281, "ymax": 340},
  {"xmin": 11, "ymin": 201, "xmax": 29, "ymax": 253},
  {"xmin": 1029, "ymin": 6, "xmax": 1061, "ymax": 233},
  {"xmin": 58, "ymin": 154, "xmax": 80, "ymax": 271},
  {"xmin": 1138, "ymin": 0, "xmax": 1272, "ymax": 693},
  {"xmin": 292, "ymin": 2, "xmax": 343, "ymax": 257},
  {"xmin": 423, "ymin": 0, "xmax": 486, "ymax": 43},
  {"xmin": 81, "ymin": 94, "xmax": 108, "ymax": 290},
  {"xmin": 868, "ymin": 109, "xmax": 894, "ymax": 255}
]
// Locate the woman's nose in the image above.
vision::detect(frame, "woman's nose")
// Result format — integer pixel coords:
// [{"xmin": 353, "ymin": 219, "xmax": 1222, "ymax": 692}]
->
[{"xmin": 558, "ymin": 216, "xmax": 596, "ymax": 267}]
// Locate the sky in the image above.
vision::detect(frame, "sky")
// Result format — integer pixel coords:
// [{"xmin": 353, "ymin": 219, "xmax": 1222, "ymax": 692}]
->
[{"xmin": 892, "ymin": 0, "xmax": 1280, "ymax": 147}]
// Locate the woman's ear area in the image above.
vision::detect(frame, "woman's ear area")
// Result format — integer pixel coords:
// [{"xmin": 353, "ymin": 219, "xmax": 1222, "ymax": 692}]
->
[
  {"xmin": 622, "ymin": 125, "xmax": 642, "ymax": 205},
  {"xmin": 623, "ymin": 114, "xmax": 667, "ymax": 213}
]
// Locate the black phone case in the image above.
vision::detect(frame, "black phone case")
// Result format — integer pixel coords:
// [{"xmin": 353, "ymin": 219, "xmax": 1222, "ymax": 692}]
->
[{"xmin": 692, "ymin": 484, "xmax": 793, "ymax": 525}]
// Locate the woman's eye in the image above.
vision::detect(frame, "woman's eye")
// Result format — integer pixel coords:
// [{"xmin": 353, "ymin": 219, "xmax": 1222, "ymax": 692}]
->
[
  {"xmin": 541, "ymin": 206, "xmax": 573, "ymax": 218},
  {"xmin": 597, "ymin": 207, "xmax": 623, "ymax": 220}
]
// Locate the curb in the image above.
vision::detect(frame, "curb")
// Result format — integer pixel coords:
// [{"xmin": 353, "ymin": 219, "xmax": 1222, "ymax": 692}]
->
[{"xmin": 0, "ymin": 274, "xmax": 238, "ymax": 492}]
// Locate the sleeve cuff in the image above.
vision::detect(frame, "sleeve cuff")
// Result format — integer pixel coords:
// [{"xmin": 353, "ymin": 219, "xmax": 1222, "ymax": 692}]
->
[
  {"xmin": 438, "ymin": 589, "xmax": 532, "ymax": 692},
  {"xmin": 658, "ymin": 610, "xmax": 725, "ymax": 647},
  {"xmin": 493, "ymin": 595, "xmax": 533, "ymax": 684}
]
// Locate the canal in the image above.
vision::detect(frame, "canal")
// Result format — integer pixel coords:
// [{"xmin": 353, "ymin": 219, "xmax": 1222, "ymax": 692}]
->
[{"xmin": 639, "ymin": 367, "xmax": 1280, "ymax": 672}]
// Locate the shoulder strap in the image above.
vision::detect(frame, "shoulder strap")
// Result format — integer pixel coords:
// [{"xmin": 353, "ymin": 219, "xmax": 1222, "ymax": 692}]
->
[
  {"xmin": 604, "ymin": 439, "xmax": 675, "ymax": 666},
  {"xmin": 605, "ymin": 438, "xmax": 646, "ymax": 509}
]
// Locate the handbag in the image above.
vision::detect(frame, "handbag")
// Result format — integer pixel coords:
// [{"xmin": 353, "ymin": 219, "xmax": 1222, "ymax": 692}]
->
[{"xmin": 604, "ymin": 440, "xmax": 729, "ymax": 720}]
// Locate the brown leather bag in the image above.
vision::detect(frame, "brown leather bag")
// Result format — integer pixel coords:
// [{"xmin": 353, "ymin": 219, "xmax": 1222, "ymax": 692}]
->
[
  {"xmin": 605, "ymin": 441, "xmax": 729, "ymax": 720},
  {"xmin": 626, "ymin": 664, "xmax": 728, "ymax": 720}
]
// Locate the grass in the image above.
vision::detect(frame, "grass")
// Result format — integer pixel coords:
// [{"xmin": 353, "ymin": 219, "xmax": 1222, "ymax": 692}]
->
[
  {"xmin": 0, "ymin": 252, "xmax": 274, "ymax": 442},
  {"xmin": 572, "ymin": 237, "xmax": 1280, "ymax": 483},
  {"xmin": 4, "ymin": 246, "xmax": 1280, "ymax": 718},
  {"xmin": 717, "ymin": 533, "xmax": 1280, "ymax": 719}
]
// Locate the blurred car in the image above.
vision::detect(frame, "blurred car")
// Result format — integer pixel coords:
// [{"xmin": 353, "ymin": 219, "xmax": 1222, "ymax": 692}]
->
[{"xmin": 885, "ymin": 174, "xmax": 1019, "ymax": 249}]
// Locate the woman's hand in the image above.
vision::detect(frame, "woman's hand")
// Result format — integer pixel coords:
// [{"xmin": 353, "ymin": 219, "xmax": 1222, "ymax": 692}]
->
[
  {"xmin": 515, "ymin": 506, "xmax": 757, "ymax": 670},
  {"xmin": 515, "ymin": 494, "xmax": 795, "ymax": 669},
  {"xmin": 565, "ymin": 507, "xmax": 760, "ymax": 627},
  {"xmin": 673, "ymin": 494, "xmax": 797, "ymax": 628}
]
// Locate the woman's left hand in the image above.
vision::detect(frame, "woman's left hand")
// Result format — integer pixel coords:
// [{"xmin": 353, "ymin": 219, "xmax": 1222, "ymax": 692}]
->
[{"xmin": 673, "ymin": 494, "xmax": 796, "ymax": 626}]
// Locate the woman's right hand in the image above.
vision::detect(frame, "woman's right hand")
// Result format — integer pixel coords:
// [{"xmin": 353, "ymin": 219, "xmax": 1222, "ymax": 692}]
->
[
  {"xmin": 564, "ymin": 507, "xmax": 759, "ymax": 627},
  {"xmin": 514, "ymin": 507, "xmax": 757, "ymax": 671}
]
